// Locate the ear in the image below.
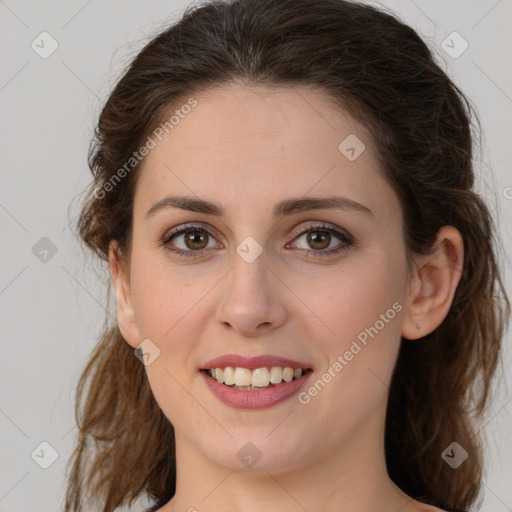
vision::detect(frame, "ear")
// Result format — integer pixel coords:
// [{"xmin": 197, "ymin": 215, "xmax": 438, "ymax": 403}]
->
[
  {"xmin": 109, "ymin": 240, "xmax": 141, "ymax": 347},
  {"xmin": 401, "ymin": 226, "xmax": 464, "ymax": 340}
]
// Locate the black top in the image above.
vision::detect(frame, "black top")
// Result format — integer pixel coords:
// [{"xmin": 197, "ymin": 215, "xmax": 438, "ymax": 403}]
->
[
  {"xmin": 142, "ymin": 499, "xmax": 466, "ymax": 512},
  {"xmin": 144, "ymin": 503, "xmax": 163, "ymax": 512}
]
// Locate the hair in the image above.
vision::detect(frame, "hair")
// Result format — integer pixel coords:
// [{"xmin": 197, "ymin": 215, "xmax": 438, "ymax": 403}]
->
[{"xmin": 65, "ymin": 1, "xmax": 510, "ymax": 511}]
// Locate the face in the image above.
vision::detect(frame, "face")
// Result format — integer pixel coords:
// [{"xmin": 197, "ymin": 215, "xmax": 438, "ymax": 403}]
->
[{"xmin": 115, "ymin": 83, "xmax": 412, "ymax": 473}]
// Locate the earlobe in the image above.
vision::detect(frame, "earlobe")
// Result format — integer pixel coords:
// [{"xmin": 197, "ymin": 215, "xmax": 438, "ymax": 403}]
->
[
  {"xmin": 401, "ymin": 226, "xmax": 464, "ymax": 340},
  {"xmin": 109, "ymin": 240, "xmax": 141, "ymax": 347}
]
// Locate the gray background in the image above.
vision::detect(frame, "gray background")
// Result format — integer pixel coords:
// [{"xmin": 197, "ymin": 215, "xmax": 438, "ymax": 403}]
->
[{"xmin": 0, "ymin": 1, "xmax": 511, "ymax": 511}]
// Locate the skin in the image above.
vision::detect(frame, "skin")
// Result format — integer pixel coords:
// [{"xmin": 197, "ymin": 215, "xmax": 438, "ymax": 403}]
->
[{"xmin": 110, "ymin": 83, "xmax": 463, "ymax": 512}]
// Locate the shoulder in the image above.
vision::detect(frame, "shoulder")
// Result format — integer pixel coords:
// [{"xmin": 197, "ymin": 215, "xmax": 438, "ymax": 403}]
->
[
  {"xmin": 144, "ymin": 505, "xmax": 163, "ymax": 512},
  {"xmin": 411, "ymin": 503, "xmax": 449, "ymax": 512},
  {"xmin": 390, "ymin": 494, "xmax": 459, "ymax": 512}
]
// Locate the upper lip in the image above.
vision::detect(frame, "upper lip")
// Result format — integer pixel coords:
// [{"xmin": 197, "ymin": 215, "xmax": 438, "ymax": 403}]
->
[{"xmin": 200, "ymin": 353, "xmax": 313, "ymax": 371}]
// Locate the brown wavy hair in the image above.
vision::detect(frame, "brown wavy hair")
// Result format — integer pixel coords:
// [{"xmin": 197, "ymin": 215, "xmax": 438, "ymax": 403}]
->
[{"xmin": 65, "ymin": 1, "xmax": 510, "ymax": 511}]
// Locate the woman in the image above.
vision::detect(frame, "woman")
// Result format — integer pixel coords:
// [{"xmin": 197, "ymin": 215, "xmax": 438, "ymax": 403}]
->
[{"xmin": 64, "ymin": 1, "xmax": 510, "ymax": 511}]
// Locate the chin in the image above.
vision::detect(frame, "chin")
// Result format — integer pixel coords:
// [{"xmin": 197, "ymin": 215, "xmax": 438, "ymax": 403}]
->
[{"xmin": 199, "ymin": 431, "xmax": 308, "ymax": 474}]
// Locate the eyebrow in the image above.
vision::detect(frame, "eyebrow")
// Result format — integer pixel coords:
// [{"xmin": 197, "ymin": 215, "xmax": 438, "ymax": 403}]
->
[{"xmin": 146, "ymin": 195, "xmax": 373, "ymax": 218}]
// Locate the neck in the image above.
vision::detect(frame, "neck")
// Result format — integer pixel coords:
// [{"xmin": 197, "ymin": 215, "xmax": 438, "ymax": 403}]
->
[{"xmin": 162, "ymin": 401, "xmax": 416, "ymax": 512}]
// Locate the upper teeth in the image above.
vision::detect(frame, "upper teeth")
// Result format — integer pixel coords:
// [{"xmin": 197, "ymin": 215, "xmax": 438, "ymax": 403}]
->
[{"xmin": 208, "ymin": 366, "xmax": 304, "ymax": 387}]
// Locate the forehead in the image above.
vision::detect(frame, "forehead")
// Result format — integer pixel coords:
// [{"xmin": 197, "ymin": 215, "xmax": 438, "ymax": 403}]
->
[
  {"xmin": 163, "ymin": 83, "xmax": 365, "ymax": 152},
  {"xmin": 134, "ymin": 83, "xmax": 397, "ymax": 222}
]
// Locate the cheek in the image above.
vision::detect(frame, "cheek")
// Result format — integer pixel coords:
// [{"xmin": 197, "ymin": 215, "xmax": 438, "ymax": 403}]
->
[
  {"xmin": 130, "ymin": 248, "xmax": 198, "ymax": 339},
  {"xmin": 312, "ymin": 256, "xmax": 404, "ymax": 347},
  {"xmin": 130, "ymin": 265, "xmax": 168, "ymax": 339},
  {"xmin": 311, "ymin": 251, "xmax": 406, "ymax": 392},
  {"xmin": 129, "ymin": 253, "xmax": 202, "ymax": 424}
]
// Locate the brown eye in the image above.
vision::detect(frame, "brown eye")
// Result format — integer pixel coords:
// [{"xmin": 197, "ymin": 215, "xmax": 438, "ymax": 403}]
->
[
  {"xmin": 163, "ymin": 225, "xmax": 219, "ymax": 258},
  {"xmin": 288, "ymin": 223, "xmax": 354, "ymax": 258},
  {"xmin": 181, "ymin": 229, "xmax": 209, "ymax": 250},
  {"xmin": 306, "ymin": 230, "xmax": 331, "ymax": 250}
]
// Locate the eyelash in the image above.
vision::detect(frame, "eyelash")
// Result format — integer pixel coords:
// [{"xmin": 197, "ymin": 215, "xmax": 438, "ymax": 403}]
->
[{"xmin": 161, "ymin": 222, "xmax": 354, "ymax": 260}]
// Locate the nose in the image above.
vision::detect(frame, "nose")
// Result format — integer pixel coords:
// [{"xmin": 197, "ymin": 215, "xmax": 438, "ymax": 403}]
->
[{"xmin": 214, "ymin": 246, "xmax": 287, "ymax": 337}]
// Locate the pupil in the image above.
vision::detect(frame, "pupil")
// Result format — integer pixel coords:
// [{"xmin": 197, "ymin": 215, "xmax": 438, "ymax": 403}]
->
[
  {"xmin": 309, "ymin": 231, "xmax": 329, "ymax": 249},
  {"xmin": 187, "ymin": 231, "xmax": 206, "ymax": 249}
]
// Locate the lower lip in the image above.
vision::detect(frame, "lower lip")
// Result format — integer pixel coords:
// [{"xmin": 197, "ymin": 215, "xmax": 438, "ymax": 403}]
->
[{"xmin": 201, "ymin": 370, "xmax": 313, "ymax": 409}]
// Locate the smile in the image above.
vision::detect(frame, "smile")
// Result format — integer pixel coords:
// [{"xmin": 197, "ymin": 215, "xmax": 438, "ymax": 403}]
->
[
  {"xmin": 204, "ymin": 366, "xmax": 308, "ymax": 390},
  {"xmin": 200, "ymin": 366, "xmax": 313, "ymax": 409}
]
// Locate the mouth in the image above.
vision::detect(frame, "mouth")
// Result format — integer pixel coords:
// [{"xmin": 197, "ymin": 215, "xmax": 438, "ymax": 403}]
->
[
  {"xmin": 200, "ymin": 357, "xmax": 314, "ymax": 409},
  {"xmin": 201, "ymin": 366, "xmax": 313, "ymax": 391}
]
